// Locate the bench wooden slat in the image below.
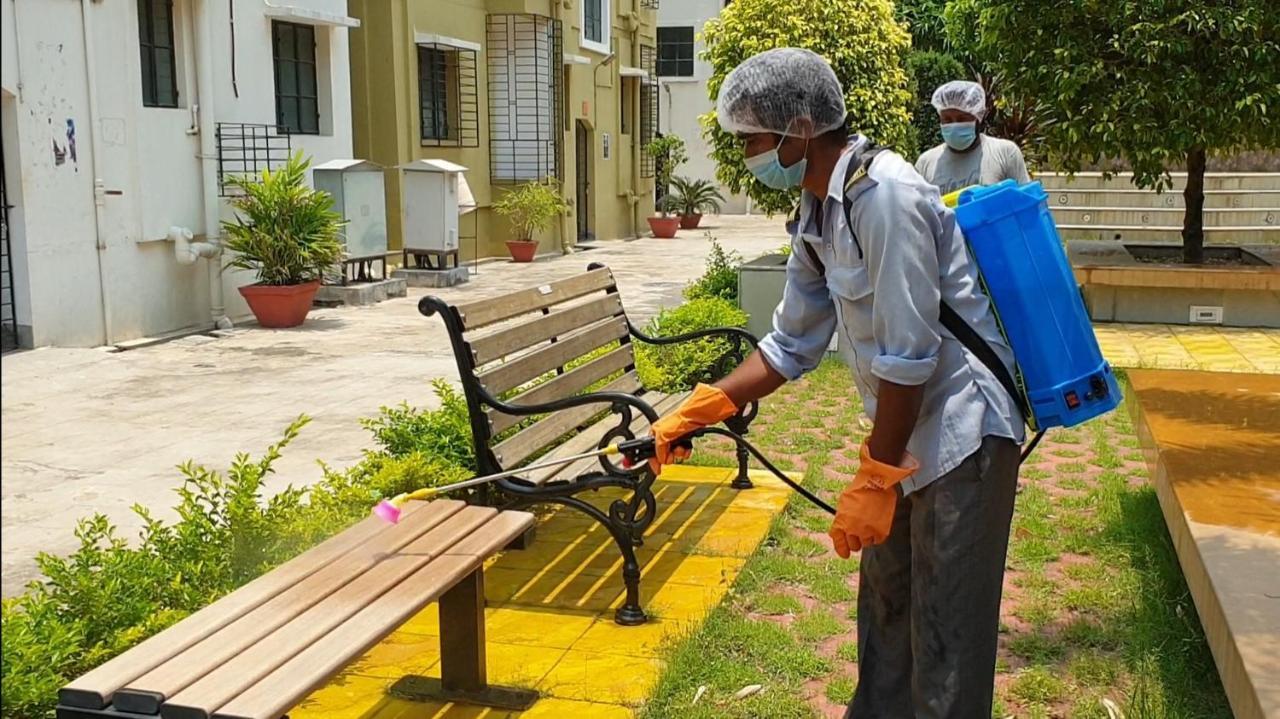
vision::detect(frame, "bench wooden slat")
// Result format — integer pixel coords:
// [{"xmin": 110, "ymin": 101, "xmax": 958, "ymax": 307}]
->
[
  {"xmin": 485, "ymin": 345, "xmax": 635, "ymax": 435},
  {"xmin": 491, "ymin": 372, "xmax": 643, "ymax": 469},
  {"xmin": 211, "ymin": 511, "xmax": 537, "ymax": 719},
  {"xmin": 476, "ymin": 316, "xmax": 628, "ymax": 396},
  {"xmin": 112, "ymin": 500, "xmax": 465, "ymax": 714},
  {"xmin": 56, "ymin": 503, "xmax": 434, "ymax": 711},
  {"xmin": 453, "ymin": 267, "xmax": 615, "ymax": 331},
  {"xmin": 468, "ymin": 293, "xmax": 624, "ymax": 366},
  {"xmin": 162, "ymin": 507, "xmax": 500, "ymax": 719},
  {"xmin": 530, "ymin": 390, "xmax": 690, "ymax": 485}
]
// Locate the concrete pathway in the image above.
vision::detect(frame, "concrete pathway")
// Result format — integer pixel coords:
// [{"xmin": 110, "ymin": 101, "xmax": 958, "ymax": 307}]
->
[
  {"xmin": 1127, "ymin": 370, "xmax": 1280, "ymax": 719},
  {"xmin": 0, "ymin": 217, "xmax": 786, "ymax": 596}
]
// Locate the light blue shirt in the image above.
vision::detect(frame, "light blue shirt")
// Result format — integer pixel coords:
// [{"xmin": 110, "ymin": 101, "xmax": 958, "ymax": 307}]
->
[{"xmin": 759, "ymin": 137, "xmax": 1025, "ymax": 493}]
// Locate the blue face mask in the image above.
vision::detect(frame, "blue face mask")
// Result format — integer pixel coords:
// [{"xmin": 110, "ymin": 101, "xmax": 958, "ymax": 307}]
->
[
  {"xmin": 745, "ymin": 136, "xmax": 809, "ymax": 190},
  {"xmin": 941, "ymin": 122, "xmax": 978, "ymax": 151}
]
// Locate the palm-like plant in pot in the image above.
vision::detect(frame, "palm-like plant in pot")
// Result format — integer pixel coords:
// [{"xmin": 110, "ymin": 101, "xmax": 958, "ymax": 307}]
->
[
  {"xmin": 492, "ymin": 178, "xmax": 570, "ymax": 262},
  {"xmin": 222, "ymin": 153, "xmax": 344, "ymax": 328},
  {"xmin": 645, "ymin": 135, "xmax": 688, "ymax": 238},
  {"xmin": 666, "ymin": 176, "xmax": 725, "ymax": 230}
]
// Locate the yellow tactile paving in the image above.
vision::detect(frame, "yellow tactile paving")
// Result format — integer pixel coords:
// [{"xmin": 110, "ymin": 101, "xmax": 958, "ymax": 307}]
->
[
  {"xmin": 1093, "ymin": 323, "xmax": 1280, "ymax": 373},
  {"xmin": 292, "ymin": 466, "xmax": 792, "ymax": 719}
]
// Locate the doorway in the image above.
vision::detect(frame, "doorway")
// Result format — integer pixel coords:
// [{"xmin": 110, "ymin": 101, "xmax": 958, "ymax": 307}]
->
[{"xmin": 575, "ymin": 121, "xmax": 593, "ymax": 242}]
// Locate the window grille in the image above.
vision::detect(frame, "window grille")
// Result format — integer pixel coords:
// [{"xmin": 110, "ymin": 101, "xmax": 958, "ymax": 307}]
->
[
  {"xmin": 215, "ymin": 123, "xmax": 293, "ymax": 196},
  {"xmin": 639, "ymin": 44, "xmax": 657, "ymax": 178},
  {"xmin": 487, "ymin": 15, "xmax": 564, "ymax": 183},
  {"xmin": 418, "ymin": 43, "xmax": 480, "ymax": 147}
]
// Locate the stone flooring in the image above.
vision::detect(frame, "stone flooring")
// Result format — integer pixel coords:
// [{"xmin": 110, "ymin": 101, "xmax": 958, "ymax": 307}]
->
[
  {"xmin": 292, "ymin": 466, "xmax": 791, "ymax": 719},
  {"xmin": 1095, "ymin": 324, "xmax": 1280, "ymax": 373},
  {"xmin": 0, "ymin": 217, "xmax": 786, "ymax": 596},
  {"xmin": 1126, "ymin": 370, "xmax": 1280, "ymax": 719}
]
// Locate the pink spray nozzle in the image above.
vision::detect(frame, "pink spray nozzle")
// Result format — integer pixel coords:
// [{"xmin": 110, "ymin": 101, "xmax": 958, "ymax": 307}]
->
[{"xmin": 373, "ymin": 500, "xmax": 402, "ymax": 524}]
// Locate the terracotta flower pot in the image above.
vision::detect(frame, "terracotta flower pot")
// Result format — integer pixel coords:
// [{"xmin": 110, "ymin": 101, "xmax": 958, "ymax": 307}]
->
[
  {"xmin": 238, "ymin": 281, "xmax": 321, "ymax": 329},
  {"xmin": 679, "ymin": 213, "xmax": 703, "ymax": 230},
  {"xmin": 506, "ymin": 240, "xmax": 539, "ymax": 263},
  {"xmin": 647, "ymin": 216, "xmax": 680, "ymax": 239}
]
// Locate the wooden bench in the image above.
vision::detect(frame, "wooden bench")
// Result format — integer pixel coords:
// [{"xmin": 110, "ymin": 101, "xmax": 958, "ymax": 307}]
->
[
  {"xmin": 56, "ymin": 501, "xmax": 536, "ymax": 719},
  {"xmin": 419, "ymin": 263, "xmax": 760, "ymax": 626}
]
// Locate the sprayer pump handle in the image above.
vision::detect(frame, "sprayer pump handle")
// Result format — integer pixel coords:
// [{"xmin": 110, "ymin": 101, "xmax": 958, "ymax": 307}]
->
[{"xmin": 616, "ymin": 436, "xmax": 694, "ymax": 464}]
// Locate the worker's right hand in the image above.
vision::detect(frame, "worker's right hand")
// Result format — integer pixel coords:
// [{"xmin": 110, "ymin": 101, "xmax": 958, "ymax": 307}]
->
[
  {"xmin": 828, "ymin": 443, "xmax": 919, "ymax": 558},
  {"xmin": 647, "ymin": 383, "xmax": 738, "ymax": 474}
]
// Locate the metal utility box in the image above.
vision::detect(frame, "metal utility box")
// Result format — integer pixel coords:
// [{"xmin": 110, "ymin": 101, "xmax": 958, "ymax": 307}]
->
[
  {"xmin": 400, "ymin": 159, "xmax": 470, "ymax": 253},
  {"xmin": 312, "ymin": 160, "xmax": 387, "ymax": 259},
  {"xmin": 738, "ymin": 253, "xmax": 840, "ymax": 355}
]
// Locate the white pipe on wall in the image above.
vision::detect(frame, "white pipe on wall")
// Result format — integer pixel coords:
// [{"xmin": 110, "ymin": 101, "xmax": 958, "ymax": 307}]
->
[
  {"xmin": 171, "ymin": 226, "xmax": 218, "ymax": 264},
  {"xmin": 80, "ymin": 0, "xmax": 116, "ymax": 346},
  {"xmin": 194, "ymin": 0, "xmax": 230, "ymax": 329}
]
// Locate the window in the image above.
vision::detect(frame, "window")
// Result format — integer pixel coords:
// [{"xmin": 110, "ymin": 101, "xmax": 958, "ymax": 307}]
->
[
  {"xmin": 580, "ymin": 0, "xmax": 609, "ymax": 54},
  {"xmin": 137, "ymin": 0, "xmax": 178, "ymax": 107},
  {"xmin": 419, "ymin": 48, "xmax": 452, "ymax": 141},
  {"xmin": 657, "ymin": 27, "xmax": 694, "ymax": 77},
  {"xmin": 272, "ymin": 21, "xmax": 319, "ymax": 135},
  {"xmin": 417, "ymin": 42, "xmax": 480, "ymax": 147},
  {"xmin": 488, "ymin": 15, "xmax": 563, "ymax": 182},
  {"xmin": 620, "ymin": 79, "xmax": 633, "ymax": 135}
]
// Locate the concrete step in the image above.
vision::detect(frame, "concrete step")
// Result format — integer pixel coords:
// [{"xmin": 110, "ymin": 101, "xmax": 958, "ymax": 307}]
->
[
  {"xmin": 1052, "ymin": 207, "xmax": 1278, "ymax": 228},
  {"xmin": 1057, "ymin": 224, "xmax": 1280, "ymax": 243},
  {"xmin": 1047, "ymin": 188, "xmax": 1280, "ymax": 209},
  {"xmin": 1037, "ymin": 172, "xmax": 1280, "ymax": 192}
]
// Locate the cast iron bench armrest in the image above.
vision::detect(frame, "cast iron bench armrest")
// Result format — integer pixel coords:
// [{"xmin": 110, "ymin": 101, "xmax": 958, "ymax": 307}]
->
[{"xmin": 626, "ymin": 320, "xmax": 759, "ymax": 350}]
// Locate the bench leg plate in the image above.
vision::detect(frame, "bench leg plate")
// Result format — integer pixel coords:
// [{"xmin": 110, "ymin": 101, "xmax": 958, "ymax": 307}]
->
[{"xmin": 390, "ymin": 676, "xmax": 539, "ymax": 711}]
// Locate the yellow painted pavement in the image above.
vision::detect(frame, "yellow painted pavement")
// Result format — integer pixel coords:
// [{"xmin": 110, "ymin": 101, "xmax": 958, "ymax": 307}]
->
[
  {"xmin": 1092, "ymin": 324, "xmax": 1280, "ymax": 374},
  {"xmin": 292, "ymin": 466, "xmax": 792, "ymax": 719}
]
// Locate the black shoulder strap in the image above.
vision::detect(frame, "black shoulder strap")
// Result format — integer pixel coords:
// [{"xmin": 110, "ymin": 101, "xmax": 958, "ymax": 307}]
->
[{"xmin": 801, "ymin": 145, "xmax": 1032, "ymax": 426}]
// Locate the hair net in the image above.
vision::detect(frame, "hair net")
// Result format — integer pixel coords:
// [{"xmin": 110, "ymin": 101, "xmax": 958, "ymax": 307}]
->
[
  {"xmin": 716, "ymin": 48, "xmax": 847, "ymax": 138},
  {"xmin": 931, "ymin": 80, "xmax": 987, "ymax": 120}
]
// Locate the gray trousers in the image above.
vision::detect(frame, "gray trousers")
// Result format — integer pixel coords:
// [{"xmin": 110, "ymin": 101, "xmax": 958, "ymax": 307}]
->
[{"xmin": 846, "ymin": 436, "xmax": 1020, "ymax": 719}]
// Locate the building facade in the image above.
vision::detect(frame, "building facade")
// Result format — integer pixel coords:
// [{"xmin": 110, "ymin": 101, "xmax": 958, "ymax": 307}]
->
[
  {"xmin": 1, "ymin": 0, "xmax": 358, "ymax": 348},
  {"xmin": 655, "ymin": 0, "xmax": 747, "ymax": 213},
  {"xmin": 349, "ymin": 0, "xmax": 657, "ymax": 259}
]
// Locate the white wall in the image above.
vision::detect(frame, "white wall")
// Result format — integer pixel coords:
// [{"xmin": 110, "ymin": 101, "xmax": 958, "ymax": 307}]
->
[
  {"xmin": 0, "ymin": 0, "xmax": 356, "ymax": 347},
  {"xmin": 656, "ymin": 0, "xmax": 749, "ymax": 213}
]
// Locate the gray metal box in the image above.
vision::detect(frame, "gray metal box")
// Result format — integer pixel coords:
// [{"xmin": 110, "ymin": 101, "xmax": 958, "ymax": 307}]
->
[
  {"xmin": 313, "ymin": 159, "xmax": 388, "ymax": 259},
  {"xmin": 738, "ymin": 253, "xmax": 841, "ymax": 354}
]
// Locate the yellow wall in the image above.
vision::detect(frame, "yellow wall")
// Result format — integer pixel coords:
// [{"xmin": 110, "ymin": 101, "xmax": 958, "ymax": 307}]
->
[{"xmin": 349, "ymin": 0, "xmax": 656, "ymax": 260}]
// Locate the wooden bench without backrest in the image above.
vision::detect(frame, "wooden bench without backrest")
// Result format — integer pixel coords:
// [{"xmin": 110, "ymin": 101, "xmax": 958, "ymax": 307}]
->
[
  {"xmin": 56, "ymin": 501, "xmax": 536, "ymax": 719},
  {"xmin": 419, "ymin": 263, "xmax": 760, "ymax": 626}
]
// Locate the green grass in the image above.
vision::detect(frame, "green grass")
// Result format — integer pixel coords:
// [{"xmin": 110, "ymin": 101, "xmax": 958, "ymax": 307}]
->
[
  {"xmin": 749, "ymin": 592, "xmax": 803, "ymax": 616},
  {"xmin": 835, "ymin": 641, "xmax": 858, "ymax": 662},
  {"xmin": 824, "ymin": 674, "xmax": 856, "ymax": 705},
  {"xmin": 1010, "ymin": 667, "xmax": 1066, "ymax": 704},
  {"xmin": 792, "ymin": 609, "xmax": 844, "ymax": 643}
]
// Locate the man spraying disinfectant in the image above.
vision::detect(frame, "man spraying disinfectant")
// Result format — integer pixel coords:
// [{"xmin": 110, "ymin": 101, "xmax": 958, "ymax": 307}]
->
[{"xmin": 647, "ymin": 49, "xmax": 1027, "ymax": 718}]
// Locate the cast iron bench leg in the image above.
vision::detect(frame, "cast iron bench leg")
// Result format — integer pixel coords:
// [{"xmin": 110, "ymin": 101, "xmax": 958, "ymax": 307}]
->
[{"xmin": 726, "ymin": 413, "xmax": 754, "ymax": 490}]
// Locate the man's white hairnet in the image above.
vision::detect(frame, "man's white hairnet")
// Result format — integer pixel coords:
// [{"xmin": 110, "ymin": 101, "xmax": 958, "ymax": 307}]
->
[
  {"xmin": 716, "ymin": 48, "xmax": 847, "ymax": 138},
  {"xmin": 931, "ymin": 80, "xmax": 987, "ymax": 120}
]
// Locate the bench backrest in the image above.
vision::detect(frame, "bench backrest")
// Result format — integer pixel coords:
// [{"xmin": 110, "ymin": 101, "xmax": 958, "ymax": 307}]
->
[{"xmin": 422, "ymin": 265, "xmax": 644, "ymax": 475}]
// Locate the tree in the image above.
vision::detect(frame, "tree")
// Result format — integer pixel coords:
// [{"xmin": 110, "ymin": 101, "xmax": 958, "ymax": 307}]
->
[
  {"xmin": 700, "ymin": 0, "xmax": 914, "ymax": 215},
  {"xmin": 895, "ymin": 0, "xmax": 951, "ymax": 54},
  {"xmin": 966, "ymin": 0, "xmax": 1280, "ymax": 263}
]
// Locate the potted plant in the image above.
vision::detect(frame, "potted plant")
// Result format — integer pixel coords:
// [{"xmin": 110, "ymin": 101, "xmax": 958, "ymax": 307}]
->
[
  {"xmin": 667, "ymin": 176, "xmax": 725, "ymax": 230},
  {"xmin": 492, "ymin": 178, "xmax": 570, "ymax": 263},
  {"xmin": 222, "ymin": 152, "xmax": 344, "ymax": 328},
  {"xmin": 645, "ymin": 135, "xmax": 688, "ymax": 238}
]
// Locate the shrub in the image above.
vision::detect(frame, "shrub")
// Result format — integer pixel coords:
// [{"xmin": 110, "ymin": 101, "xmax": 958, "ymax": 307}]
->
[
  {"xmin": 684, "ymin": 237, "xmax": 743, "ymax": 304},
  {"xmin": 361, "ymin": 379, "xmax": 476, "ymax": 470},
  {"xmin": 636, "ymin": 298, "xmax": 750, "ymax": 393},
  {"xmin": 664, "ymin": 176, "xmax": 725, "ymax": 218},
  {"xmin": 491, "ymin": 179, "xmax": 570, "ymax": 242}
]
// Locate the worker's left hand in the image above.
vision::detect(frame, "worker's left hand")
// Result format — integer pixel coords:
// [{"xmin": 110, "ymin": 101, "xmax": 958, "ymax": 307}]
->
[{"xmin": 828, "ymin": 443, "xmax": 919, "ymax": 558}]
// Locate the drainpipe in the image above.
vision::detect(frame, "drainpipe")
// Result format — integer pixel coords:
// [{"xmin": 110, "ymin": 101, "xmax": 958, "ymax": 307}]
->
[
  {"xmin": 80, "ymin": 0, "xmax": 115, "ymax": 345},
  {"xmin": 628, "ymin": 8, "xmax": 644, "ymax": 238},
  {"xmin": 552, "ymin": 0, "xmax": 574, "ymax": 251},
  {"xmin": 171, "ymin": 226, "xmax": 218, "ymax": 264},
  {"xmin": 194, "ymin": 0, "xmax": 230, "ymax": 328}
]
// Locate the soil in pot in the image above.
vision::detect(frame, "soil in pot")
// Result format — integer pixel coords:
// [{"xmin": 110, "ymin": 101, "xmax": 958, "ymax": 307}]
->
[
  {"xmin": 679, "ymin": 214, "xmax": 703, "ymax": 230},
  {"xmin": 506, "ymin": 240, "xmax": 539, "ymax": 263},
  {"xmin": 239, "ymin": 281, "xmax": 321, "ymax": 328},
  {"xmin": 648, "ymin": 216, "xmax": 680, "ymax": 239},
  {"xmin": 1126, "ymin": 244, "xmax": 1267, "ymax": 267}
]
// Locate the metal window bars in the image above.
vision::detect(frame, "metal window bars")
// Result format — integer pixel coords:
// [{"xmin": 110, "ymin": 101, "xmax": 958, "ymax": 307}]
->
[
  {"xmin": 1, "ymin": 145, "xmax": 16, "ymax": 352},
  {"xmin": 639, "ymin": 44, "xmax": 657, "ymax": 178},
  {"xmin": 639, "ymin": 0, "xmax": 659, "ymax": 9},
  {"xmin": 215, "ymin": 123, "xmax": 293, "ymax": 196},
  {"xmin": 418, "ymin": 43, "xmax": 480, "ymax": 148},
  {"xmin": 486, "ymin": 14, "xmax": 564, "ymax": 183}
]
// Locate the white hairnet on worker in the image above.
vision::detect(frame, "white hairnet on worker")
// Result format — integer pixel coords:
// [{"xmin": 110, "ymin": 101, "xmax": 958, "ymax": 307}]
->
[
  {"xmin": 930, "ymin": 80, "xmax": 987, "ymax": 120},
  {"xmin": 716, "ymin": 48, "xmax": 847, "ymax": 138}
]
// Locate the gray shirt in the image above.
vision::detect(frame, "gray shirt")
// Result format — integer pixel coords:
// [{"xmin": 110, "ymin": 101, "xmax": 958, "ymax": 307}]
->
[
  {"xmin": 759, "ymin": 137, "xmax": 1024, "ymax": 493},
  {"xmin": 914, "ymin": 135, "xmax": 1030, "ymax": 195}
]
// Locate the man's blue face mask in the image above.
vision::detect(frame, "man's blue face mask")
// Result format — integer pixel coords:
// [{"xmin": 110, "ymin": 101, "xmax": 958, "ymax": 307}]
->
[
  {"xmin": 941, "ymin": 121, "xmax": 978, "ymax": 151},
  {"xmin": 745, "ymin": 135, "xmax": 809, "ymax": 190}
]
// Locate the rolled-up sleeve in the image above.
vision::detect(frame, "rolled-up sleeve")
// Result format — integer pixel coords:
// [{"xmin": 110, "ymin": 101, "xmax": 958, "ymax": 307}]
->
[
  {"xmin": 757, "ymin": 236, "xmax": 836, "ymax": 381},
  {"xmin": 859, "ymin": 182, "xmax": 943, "ymax": 386}
]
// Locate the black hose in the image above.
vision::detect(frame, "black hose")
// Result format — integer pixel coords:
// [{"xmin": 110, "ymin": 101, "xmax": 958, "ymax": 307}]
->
[{"xmin": 1020, "ymin": 430, "xmax": 1046, "ymax": 463}]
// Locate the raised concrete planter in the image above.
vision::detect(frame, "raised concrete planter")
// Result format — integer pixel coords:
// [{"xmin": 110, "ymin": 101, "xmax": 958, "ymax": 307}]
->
[
  {"xmin": 391, "ymin": 267, "xmax": 470, "ymax": 288},
  {"xmin": 314, "ymin": 278, "xmax": 408, "ymax": 307},
  {"xmin": 1070, "ymin": 240, "xmax": 1280, "ymax": 327}
]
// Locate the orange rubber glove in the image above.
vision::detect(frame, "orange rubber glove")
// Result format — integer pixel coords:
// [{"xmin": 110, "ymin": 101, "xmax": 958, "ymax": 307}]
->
[
  {"xmin": 828, "ymin": 442, "xmax": 920, "ymax": 558},
  {"xmin": 647, "ymin": 383, "xmax": 738, "ymax": 474}
]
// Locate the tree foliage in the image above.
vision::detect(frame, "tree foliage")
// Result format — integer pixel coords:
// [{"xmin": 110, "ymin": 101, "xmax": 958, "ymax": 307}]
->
[
  {"xmin": 967, "ymin": 0, "xmax": 1280, "ymax": 260},
  {"xmin": 700, "ymin": 0, "xmax": 914, "ymax": 215},
  {"xmin": 895, "ymin": 0, "xmax": 950, "ymax": 54}
]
